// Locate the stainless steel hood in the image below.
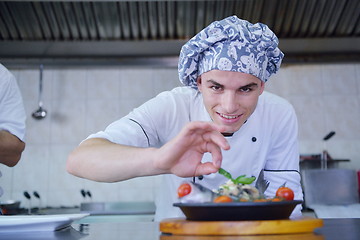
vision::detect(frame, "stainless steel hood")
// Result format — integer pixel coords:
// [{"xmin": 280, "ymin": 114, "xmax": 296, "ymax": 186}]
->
[{"xmin": 0, "ymin": 0, "xmax": 359, "ymax": 67}]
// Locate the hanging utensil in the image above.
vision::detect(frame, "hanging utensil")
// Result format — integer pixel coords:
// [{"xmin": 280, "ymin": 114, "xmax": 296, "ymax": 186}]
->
[
  {"xmin": 33, "ymin": 191, "xmax": 42, "ymax": 211},
  {"xmin": 23, "ymin": 191, "xmax": 32, "ymax": 214},
  {"xmin": 32, "ymin": 64, "xmax": 47, "ymax": 120},
  {"xmin": 323, "ymin": 131, "xmax": 336, "ymax": 141},
  {"xmin": 321, "ymin": 131, "xmax": 336, "ymax": 170}
]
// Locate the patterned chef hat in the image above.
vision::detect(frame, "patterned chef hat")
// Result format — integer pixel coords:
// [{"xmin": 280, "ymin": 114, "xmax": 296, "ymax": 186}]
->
[{"xmin": 178, "ymin": 16, "xmax": 284, "ymax": 89}]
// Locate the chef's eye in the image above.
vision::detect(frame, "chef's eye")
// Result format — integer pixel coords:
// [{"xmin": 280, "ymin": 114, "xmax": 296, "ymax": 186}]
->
[
  {"xmin": 239, "ymin": 87, "xmax": 252, "ymax": 92},
  {"xmin": 211, "ymin": 85, "xmax": 222, "ymax": 91}
]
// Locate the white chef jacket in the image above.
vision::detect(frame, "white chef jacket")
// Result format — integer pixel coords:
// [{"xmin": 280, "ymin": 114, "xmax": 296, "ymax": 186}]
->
[
  {"xmin": 0, "ymin": 64, "xmax": 26, "ymax": 142},
  {"xmin": 87, "ymin": 86, "xmax": 303, "ymax": 221}
]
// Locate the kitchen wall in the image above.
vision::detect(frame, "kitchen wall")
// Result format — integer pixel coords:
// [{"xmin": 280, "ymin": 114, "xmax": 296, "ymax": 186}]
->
[{"xmin": 1, "ymin": 63, "xmax": 359, "ymax": 209}]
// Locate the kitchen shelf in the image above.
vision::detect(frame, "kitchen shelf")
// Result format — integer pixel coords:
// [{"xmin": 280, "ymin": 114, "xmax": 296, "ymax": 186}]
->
[{"xmin": 300, "ymin": 153, "xmax": 350, "ymax": 170}]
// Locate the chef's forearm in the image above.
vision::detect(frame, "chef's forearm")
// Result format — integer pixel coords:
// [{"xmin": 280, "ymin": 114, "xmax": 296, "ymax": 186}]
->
[
  {"xmin": 66, "ymin": 138, "xmax": 165, "ymax": 182},
  {"xmin": 0, "ymin": 130, "xmax": 25, "ymax": 167}
]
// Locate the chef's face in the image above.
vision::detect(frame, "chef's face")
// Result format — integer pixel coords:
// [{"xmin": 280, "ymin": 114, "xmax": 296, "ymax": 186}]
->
[{"xmin": 197, "ymin": 70, "xmax": 265, "ymax": 133}]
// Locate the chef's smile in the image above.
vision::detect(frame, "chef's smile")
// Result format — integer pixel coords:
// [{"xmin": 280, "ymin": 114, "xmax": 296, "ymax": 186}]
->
[
  {"xmin": 197, "ymin": 70, "xmax": 265, "ymax": 133},
  {"xmin": 217, "ymin": 112, "xmax": 242, "ymax": 124}
]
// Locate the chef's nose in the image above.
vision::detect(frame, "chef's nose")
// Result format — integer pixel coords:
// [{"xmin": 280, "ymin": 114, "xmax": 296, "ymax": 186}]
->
[{"xmin": 221, "ymin": 92, "xmax": 238, "ymax": 113}]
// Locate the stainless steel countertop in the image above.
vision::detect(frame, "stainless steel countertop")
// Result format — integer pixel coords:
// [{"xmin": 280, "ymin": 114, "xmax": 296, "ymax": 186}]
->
[{"xmin": 1, "ymin": 217, "xmax": 360, "ymax": 240}]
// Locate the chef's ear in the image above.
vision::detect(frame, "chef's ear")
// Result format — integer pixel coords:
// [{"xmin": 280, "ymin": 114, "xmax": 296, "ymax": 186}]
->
[
  {"xmin": 259, "ymin": 81, "xmax": 265, "ymax": 95},
  {"xmin": 196, "ymin": 76, "xmax": 202, "ymax": 92}
]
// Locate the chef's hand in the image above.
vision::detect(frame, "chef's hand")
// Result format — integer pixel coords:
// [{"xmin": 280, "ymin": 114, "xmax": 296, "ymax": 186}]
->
[{"xmin": 154, "ymin": 121, "xmax": 230, "ymax": 177}]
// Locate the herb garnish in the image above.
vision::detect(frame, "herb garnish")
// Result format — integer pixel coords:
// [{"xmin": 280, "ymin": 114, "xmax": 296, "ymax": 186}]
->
[{"xmin": 218, "ymin": 168, "xmax": 256, "ymax": 184}]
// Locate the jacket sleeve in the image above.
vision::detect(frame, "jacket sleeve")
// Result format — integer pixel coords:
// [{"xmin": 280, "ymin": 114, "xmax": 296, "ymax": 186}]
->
[{"xmin": 0, "ymin": 66, "xmax": 26, "ymax": 141}]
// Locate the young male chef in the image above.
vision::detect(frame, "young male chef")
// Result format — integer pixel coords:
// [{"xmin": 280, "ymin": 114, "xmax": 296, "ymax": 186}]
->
[{"xmin": 67, "ymin": 16, "xmax": 303, "ymax": 220}]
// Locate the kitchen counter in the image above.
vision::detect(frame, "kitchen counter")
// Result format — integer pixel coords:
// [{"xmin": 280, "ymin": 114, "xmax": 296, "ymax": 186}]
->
[
  {"xmin": 299, "ymin": 153, "xmax": 350, "ymax": 170},
  {"xmin": 5, "ymin": 201, "xmax": 156, "ymax": 216},
  {"xmin": 1, "ymin": 216, "xmax": 360, "ymax": 240}
]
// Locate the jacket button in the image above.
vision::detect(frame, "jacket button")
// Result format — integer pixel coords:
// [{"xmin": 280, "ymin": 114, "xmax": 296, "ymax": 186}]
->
[{"xmin": 252, "ymin": 137, "xmax": 257, "ymax": 142}]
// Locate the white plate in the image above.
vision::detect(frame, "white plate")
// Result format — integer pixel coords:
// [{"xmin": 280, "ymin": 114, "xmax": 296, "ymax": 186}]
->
[{"xmin": 0, "ymin": 213, "xmax": 89, "ymax": 232}]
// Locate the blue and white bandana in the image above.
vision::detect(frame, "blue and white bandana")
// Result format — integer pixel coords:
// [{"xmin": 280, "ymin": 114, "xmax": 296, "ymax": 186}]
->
[{"xmin": 178, "ymin": 16, "xmax": 284, "ymax": 89}]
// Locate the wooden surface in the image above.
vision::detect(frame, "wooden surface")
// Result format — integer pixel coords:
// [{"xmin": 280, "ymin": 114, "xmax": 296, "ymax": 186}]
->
[
  {"xmin": 160, "ymin": 233, "xmax": 324, "ymax": 240},
  {"xmin": 160, "ymin": 217, "xmax": 323, "ymax": 236}
]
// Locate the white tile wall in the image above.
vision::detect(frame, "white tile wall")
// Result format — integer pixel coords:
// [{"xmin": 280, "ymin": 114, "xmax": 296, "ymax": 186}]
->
[
  {"xmin": 267, "ymin": 63, "xmax": 360, "ymax": 170},
  {"xmin": 1, "ymin": 63, "xmax": 359, "ymax": 209}
]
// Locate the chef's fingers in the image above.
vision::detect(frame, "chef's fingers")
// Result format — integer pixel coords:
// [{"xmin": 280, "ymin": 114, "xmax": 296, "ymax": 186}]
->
[
  {"xmin": 184, "ymin": 122, "xmax": 230, "ymax": 150},
  {"xmin": 188, "ymin": 121, "xmax": 228, "ymax": 136},
  {"xmin": 202, "ymin": 141, "xmax": 223, "ymax": 169},
  {"xmin": 194, "ymin": 162, "xmax": 219, "ymax": 176},
  {"xmin": 202, "ymin": 130, "xmax": 230, "ymax": 151}
]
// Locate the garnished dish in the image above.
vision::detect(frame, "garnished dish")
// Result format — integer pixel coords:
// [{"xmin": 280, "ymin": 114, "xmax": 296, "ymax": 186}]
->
[
  {"xmin": 174, "ymin": 168, "xmax": 301, "ymax": 221},
  {"xmin": 178, "ymin": 168, "xmax": 294, "ymax": 203}
]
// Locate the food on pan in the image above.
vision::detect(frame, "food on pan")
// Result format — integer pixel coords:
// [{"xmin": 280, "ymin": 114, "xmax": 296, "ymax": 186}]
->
[
  {"xmin": 213, "ymin": 195, "xmax": 233, "ymax": 203},
  {"xmin": 276, "ymin": 184, "xmax": 295, "ymax": 201},
  {"xmin": 177, "ymin": 183, "xmax": 192, "ymax": 198},
  {"xmin": 177, "ymin": 168, "xmax": 295, "ymax": 203},
  {"xmin": 218, "ymin": 168, "xmax": 256, "ymax": 185},
  {"xmin": 177, "ymin": 181, "xmax": 217, "ymax": 203},
  {"xmin": 214, "ymin": 179, "xmax": 260, "ymax": 201}
]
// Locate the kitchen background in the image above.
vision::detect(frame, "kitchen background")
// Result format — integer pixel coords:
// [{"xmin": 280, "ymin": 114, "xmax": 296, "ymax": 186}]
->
[
  {"xmin": 0, "ymin": 62, "xmax": 359, "ymax": 209},
  {"xmin": 0, "ymin": 0, "xmax": 359, "ymax": 211}
]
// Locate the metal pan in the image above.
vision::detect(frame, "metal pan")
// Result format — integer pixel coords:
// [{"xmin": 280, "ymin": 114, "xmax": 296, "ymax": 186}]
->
[
  {"xmin": 0, "ymin": 200, "xmax": 21, "ymax": 215},
  {"xmin": 174, "ymin": 200, "xmax": 302, "ymax": 221}
]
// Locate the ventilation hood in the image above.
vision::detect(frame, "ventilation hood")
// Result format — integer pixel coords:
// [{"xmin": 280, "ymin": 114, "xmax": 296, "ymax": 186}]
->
[{"xmin": 0, "ymin": 0, "xmax": 359, "ymax": 67}]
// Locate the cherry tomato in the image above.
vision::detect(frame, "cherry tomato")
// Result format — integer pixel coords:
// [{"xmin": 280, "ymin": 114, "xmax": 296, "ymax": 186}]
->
[
  {"xmin": 213, "ymin": 195, "xmax": 233, "ymax": 203},
  {"xmin": 177, "ymin": 183, "xmax": 191, "ymax": 198},
  {"xmin": 276, "ymin": 186, "xmax": 294, "ymax": 201}
]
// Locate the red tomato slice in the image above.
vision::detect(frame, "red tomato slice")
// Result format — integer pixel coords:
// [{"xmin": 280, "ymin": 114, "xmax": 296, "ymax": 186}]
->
[
  {"xmin": 213, "ymin": 195, "xmax": 233, "ymax": 203},
  {"xmin": 177, "ymin": 183, "xmax": 192, "ymax": 198}
]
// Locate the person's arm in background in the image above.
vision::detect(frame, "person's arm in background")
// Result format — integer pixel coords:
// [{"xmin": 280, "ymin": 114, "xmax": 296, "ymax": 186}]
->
[
  {"xmin": 0, "ymin": 64, "xmax": 26, "ymax": 167},
  {"xmin": 0, "ymin": 130, "xmax": 25, "ymax": 167}
]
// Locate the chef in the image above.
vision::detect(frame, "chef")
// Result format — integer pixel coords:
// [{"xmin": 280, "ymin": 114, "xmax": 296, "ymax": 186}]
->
[{"xmin": 67, "ymin": 16, "xmax": 303, "ymax": 221}]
